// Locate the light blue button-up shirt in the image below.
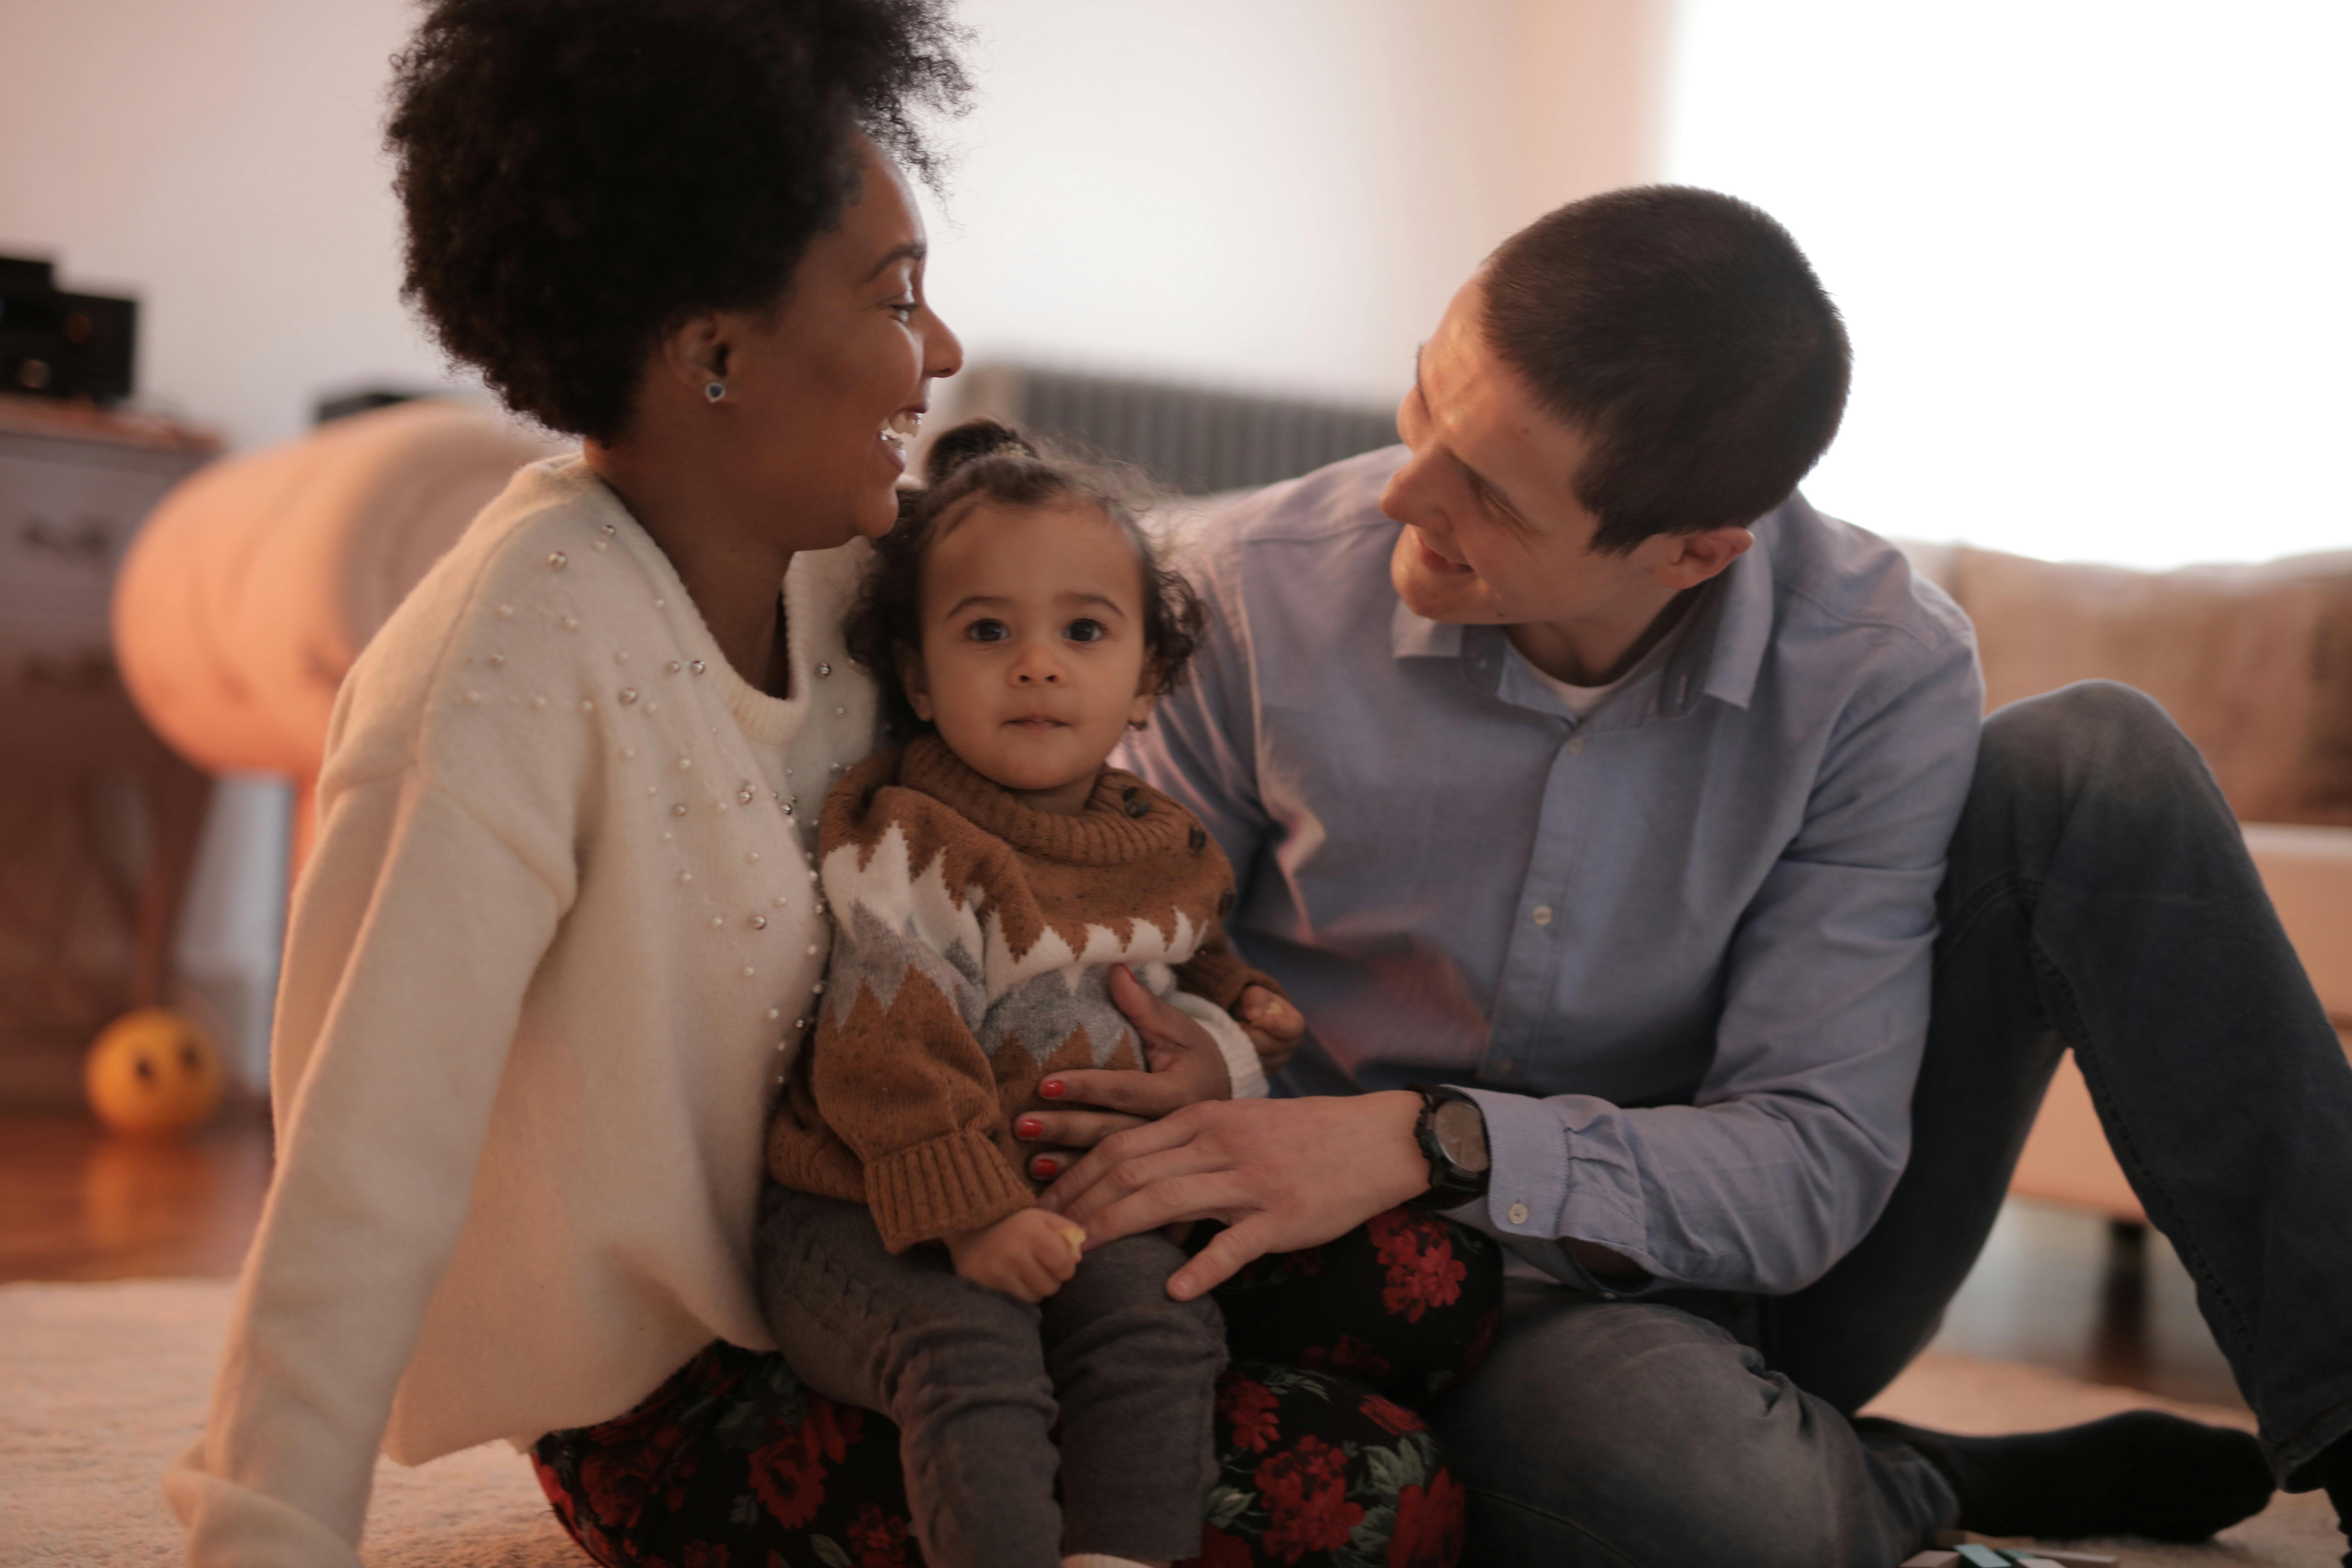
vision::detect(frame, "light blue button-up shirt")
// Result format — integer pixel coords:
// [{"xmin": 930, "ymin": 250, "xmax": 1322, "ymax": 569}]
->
[{"xmin": 1121, "ymin": 447, "xmax": 1983, "ymax": 1296}]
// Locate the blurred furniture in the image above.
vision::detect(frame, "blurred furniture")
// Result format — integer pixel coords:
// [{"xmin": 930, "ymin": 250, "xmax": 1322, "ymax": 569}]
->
[
  {"xmin": 0, "ymin": 395, "xmax": 217, "ymax": 1106},
  {"xmin": 114, "ymin": 398, "xmax": 561, "ymax": 873},
  {"xmin": 0, "ymin": 255, "xmax": 137, "ymax": 405},
  {"xmin": 1902, "ymin": 541, "xmax": 2352, "ymax": 1223},
  {"xmin": 935, "ymin": 362, "xmax": 1398, "ymax": 496}
]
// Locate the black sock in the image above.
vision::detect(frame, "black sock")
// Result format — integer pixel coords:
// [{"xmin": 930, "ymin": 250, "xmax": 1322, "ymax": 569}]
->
[
  {"xmin": 2294, "ymin": 1431, "xmax": 2352, "ymax": 1568},
  {"xmin": 1854, "ymin": 1411, "xmax": 2274, "ymax": 1543}
]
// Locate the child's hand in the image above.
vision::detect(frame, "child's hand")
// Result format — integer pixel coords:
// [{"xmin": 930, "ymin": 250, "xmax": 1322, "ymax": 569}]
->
[
  {"xmin": 945, "ymin": 1207, "xmax": 1086, "ymax": 1302},
  {"xmin": 1237, "ymin": 985, "xmax": 1303, "ymax": 1071}
]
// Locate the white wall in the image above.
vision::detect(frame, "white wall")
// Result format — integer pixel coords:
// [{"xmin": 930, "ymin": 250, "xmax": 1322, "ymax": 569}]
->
[
  {"xmin": 0, "ymin": 0, "xmax": 1661, "ymax": 452},
  {"xmin": 0, "ymin": 0, "xmax": 452, "ymax": 451},
  {"xmin": 1664, "ymin": 0, "xmax": 2352, "ymax": 568},
  {"xmin": 929, "ymin": 0, "xmax": 1518, "ymax": 406}
]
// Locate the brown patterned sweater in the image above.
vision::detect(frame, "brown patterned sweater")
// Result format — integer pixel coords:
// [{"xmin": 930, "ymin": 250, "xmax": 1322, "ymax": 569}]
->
[{"xmin": 765, "ymin": 736, "xmax": 1285, "ymax": 1252}]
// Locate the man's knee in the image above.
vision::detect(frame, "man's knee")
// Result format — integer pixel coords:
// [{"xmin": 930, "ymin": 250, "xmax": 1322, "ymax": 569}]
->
[
  {"xmin": 1980, "ymin": 680, "xmax": 2202, "ymax": 801},
  {"xmin": 1430, "ymin": 1302, "xmax": 1862, "ymax": 1568}
]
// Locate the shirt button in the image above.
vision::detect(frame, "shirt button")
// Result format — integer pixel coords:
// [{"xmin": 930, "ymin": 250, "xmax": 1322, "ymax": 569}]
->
[
  {"xmin": 1531, "ymin": 905, "xmax": 1554, "ymax": 926},
  {"xmin": 1507, "ymin": 1202, "xmax": 1530, "ymax": 1226},
  {"xmin": 1568, "ymin": 735, "xmax": 1587, "ymax": 754}
]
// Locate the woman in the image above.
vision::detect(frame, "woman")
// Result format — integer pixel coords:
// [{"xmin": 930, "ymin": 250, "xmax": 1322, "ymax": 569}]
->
[{"xmin": 167, "ymin": 3, "xmax": 1486, "ymax": 1564}]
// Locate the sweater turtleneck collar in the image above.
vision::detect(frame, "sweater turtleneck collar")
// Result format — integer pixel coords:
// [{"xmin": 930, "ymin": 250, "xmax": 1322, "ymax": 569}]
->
[{"xmin": 895, "ymin": 735, "xmax": 1188, "ymax": 867}]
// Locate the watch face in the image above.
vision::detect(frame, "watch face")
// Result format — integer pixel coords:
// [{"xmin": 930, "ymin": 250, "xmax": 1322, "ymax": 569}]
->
[{"xmin": 1433, "ymin": 1098, "xmax": 1489, "ymax": 1172}]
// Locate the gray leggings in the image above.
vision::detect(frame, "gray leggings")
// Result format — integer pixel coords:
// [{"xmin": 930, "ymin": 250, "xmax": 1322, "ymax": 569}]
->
[{"xmin": 757, "ymin": 1186, "xmax": 1225, "ymax": 1567}]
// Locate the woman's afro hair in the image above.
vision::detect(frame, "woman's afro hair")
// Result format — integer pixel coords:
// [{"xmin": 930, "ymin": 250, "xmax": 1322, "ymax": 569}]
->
[{"xmin": 386, "ymin": 0, "xmax": 970, "ymax": 444}]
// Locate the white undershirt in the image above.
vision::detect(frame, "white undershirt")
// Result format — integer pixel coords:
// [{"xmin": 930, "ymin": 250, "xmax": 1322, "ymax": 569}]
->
[
  {"xmin": 1526, "ymin": 662, "xmax": 1630, "ymax": 720},
  {"xmin": 1518, "ymin": 634, "xmax": 1670, "ymax": 720}
]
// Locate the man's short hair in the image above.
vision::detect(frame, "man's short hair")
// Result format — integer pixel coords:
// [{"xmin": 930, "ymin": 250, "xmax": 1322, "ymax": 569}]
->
[{"xmin": 1481, "ymin": 185, "xmax": 1851, "ymax": 554}]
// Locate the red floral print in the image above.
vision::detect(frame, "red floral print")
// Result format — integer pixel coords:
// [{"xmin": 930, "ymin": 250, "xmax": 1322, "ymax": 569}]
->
[
  {"xmin": 1462, "ymin": 1306, "xmax": 1501, "ymax": 1377},
  {"xmin": 744, "ymin": 1436, "xmax": 824, "ymax": 1532},
  {"xmin": 580, "ymin": 1419, "xmax": 687, "ymax": 1530},
  {"xmin": 845, "ymin": 1503, "xmax": 912, "ymax": 1568},
  {"xmin": 1369, "ymin": 1210, "xmax": 1468, "ymax": 1324},
  {"xmin": 1301, "ymin": 1333, "xmax": 1394, "ymax": 1384},
  {"xmin": 747, "ymin": 1400, "xmax": 865, "ymax": 1529},
  {"xmin": 1217, "ymin": 1376, "xmax": 1283, "ymax": 1453},
  {"xmin": 1187, "ymin": 1524, "xmax": 1256, "ymax": 1568},
  {"xmin": 1387, "ymin": 1470, "xmax": 1467, "ymax": 1568},
  {"xmin": 535, "ymin": 1207, "xmax": 1502, "ymax": 1568},
  {"xmin": 1357, "ymin": 1393, "xmax": 1421, "ymax": 1438},
  {"xmin": 1256, "ymin": 1436, "xmax": 1365, "ymax": 1562}
]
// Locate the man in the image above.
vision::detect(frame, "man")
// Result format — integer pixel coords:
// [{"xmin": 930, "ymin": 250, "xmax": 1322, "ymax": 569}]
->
[{"xmin": 1027, "ymin": 187, "xmax": 2352, "ymax": 1564}]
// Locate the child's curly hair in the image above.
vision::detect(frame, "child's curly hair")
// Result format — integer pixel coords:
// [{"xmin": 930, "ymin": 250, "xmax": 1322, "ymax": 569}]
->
[{"xmin": 845, "ymin": 419, "xmax": 1207, "ymax": 740}]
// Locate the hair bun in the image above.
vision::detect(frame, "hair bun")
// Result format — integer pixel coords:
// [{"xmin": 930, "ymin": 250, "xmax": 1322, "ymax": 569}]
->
[{"xmin": 922, "ymin": 417, "xmax": 1039, "ymax": 485}]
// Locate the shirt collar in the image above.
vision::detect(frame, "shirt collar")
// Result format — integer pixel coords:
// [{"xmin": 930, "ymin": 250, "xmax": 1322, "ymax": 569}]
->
[
  {"xmin": 1385, "ymin": 503, "xmax": 1782, "ymax": 717},
  {"xmin": 1391, "ymin": 593, "xmax": 1464, "ymax": 659},
  {"xmin": 1660, "ymin": 502, "xmax": 1778, "ymax": 716}
]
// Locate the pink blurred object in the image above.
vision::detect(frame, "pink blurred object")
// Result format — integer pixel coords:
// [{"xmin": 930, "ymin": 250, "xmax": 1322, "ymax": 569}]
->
[{"xmin": 112, "ymin": 399, "xmax": 562, "ymax": 867}]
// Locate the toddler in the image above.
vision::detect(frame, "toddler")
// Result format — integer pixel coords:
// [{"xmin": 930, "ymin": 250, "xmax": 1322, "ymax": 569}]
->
[{"xmin": 759, "ymin": 420, "xmax": 1301, "ymax": 1568}]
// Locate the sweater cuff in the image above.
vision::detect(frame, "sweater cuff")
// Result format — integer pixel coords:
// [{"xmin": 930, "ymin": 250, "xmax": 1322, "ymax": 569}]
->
[
  {"xmin": 865, "ymin": 1129, "xmax": 1037, "ymax": 1252},
  {"xmin": 1168, "ymin": 990, "xmax": 1266, "ymax": 1100},
  {"xmin": 165, "ymin": 1440, "xmax": 367, "ymax": 1568}
]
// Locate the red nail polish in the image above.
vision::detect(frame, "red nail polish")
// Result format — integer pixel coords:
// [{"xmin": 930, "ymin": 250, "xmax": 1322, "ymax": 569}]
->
[
  {"xmin": 1040, "ymin": 1080, "xmax": 1065, "ymax": 1099},
  {"xmin": 1036, "ymin": 1159, "xmax": 1059, "ymax": 1178},
  {"xmin": 1016, "ymin": 1117, "xmax": 1042, "ymax": 1139}
]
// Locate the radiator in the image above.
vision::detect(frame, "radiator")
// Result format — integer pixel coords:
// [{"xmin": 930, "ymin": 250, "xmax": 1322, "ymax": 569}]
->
[{"xmin": 936, "ymin": 363, "xmax": 1399, "ymax": 497}]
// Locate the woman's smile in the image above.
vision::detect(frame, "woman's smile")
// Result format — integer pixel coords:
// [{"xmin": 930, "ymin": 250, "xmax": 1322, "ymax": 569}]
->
[{"xmin": 878, "ymin": 405, "xmax": 926, "ymax": 472}]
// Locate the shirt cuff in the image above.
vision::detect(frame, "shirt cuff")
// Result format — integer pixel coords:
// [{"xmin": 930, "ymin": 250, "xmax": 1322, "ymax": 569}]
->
[
  {"xmin": 1166, "ymin": 990, "xmax": 1267, "ymax": 1100},
  {"xmin": 1457, "ymin": 1086, "xmax": 1656, "ymax": 1294}
]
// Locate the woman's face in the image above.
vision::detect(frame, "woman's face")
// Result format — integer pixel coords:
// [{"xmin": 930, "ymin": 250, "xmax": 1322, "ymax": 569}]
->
[{"xmin": 711, "ymin": 139, "xmax": 962, "ymax": 545}]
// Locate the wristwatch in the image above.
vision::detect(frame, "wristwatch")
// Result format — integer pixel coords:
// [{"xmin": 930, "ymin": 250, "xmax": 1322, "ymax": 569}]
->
[{"xmin": 1408, "ymin": 1085, "xmax": 1491, "ymax": 1208}]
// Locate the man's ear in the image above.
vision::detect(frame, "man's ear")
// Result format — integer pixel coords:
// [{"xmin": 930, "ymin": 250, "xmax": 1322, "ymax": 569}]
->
[
  {"xmin": 1652, "ymin": 525, "xmax": 1754, "ymax": 591},
  {"xmin": 896, "ymin": 644, "xmax": 935, "ymax": 722}
]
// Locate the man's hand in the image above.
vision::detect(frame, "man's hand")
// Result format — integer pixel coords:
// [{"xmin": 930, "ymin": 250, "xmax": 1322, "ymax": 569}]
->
[
  {"xmin": 1014, "ymin": 965, "xmax": 1234, "ymax": 1182},
  {"xmin": 1236, "ymin": 984, "xmax": 1303, "ymax": 1071},
  {"xmin": 1036, "ymin": 1091, "xmax": 1429, "ymax": 1301},
  {"xmin": 944, "ymin": 1208, "xmax": 1087, "ymax": 1303}
]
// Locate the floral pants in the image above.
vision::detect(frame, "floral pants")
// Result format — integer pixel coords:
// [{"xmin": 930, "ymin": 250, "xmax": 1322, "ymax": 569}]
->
[{"xmin": 532, "ymin": 1207, "xmax": 1502, "ymax": 1567}]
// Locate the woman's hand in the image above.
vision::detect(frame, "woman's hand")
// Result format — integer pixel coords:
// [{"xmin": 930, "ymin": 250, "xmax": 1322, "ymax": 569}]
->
[
  {"xmin": 1014, "ymin": 965, "xmax": 1234, "ymax": 1181},
  {"xmin": 1035, "ymin": 1090, "xmax": 1430, "ymax": 1301}
]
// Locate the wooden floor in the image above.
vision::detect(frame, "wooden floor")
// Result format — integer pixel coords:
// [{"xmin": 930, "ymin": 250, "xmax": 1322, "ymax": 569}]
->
[
  {"xmin": 0, "ymin": 1106, "xmax": 273, "ymax": 1283},
  {"xmin": 0, "ymin": 1107, "xmax": 2250, "ymax": 1413}
]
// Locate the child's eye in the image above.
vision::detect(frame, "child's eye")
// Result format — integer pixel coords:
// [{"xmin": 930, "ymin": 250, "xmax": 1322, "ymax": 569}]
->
[
  {"xmin": 887, "ymin": 297, "xmax": 917, "ymax": 319},
  {"xmin": 1065, "ymin": 619, "xmax": 1107, "ymax": 644},
  {"xmin": 964, "ymin": 618, "xmax": 1009, "ymax": 643}
]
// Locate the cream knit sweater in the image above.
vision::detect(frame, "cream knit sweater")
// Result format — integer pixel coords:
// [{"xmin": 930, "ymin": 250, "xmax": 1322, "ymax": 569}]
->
[{"xmin": 164, "ymin": 456, "xmax": 1257, "ymax": 1568}]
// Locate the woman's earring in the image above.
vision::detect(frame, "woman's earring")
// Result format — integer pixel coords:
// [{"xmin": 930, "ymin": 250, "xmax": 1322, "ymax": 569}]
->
[{"xmin": 704, "ymin": 380, "xmax": 727, "ymax": 404}]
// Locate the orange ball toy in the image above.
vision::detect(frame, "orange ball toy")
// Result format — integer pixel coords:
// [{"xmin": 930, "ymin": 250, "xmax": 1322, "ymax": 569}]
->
[{"xmin": 84, "ymin": 1007, "xmax": 224, "ymax": 1137}]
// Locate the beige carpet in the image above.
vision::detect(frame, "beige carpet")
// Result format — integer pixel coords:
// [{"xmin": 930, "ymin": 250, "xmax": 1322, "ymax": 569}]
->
[{"xmin": 0, "ymin": 1279, "xmax": 2339, "ymax": 1566}]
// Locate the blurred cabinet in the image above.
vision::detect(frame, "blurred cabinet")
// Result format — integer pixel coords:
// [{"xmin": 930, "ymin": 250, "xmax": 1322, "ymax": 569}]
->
[{"xmin": 0, "ymin": 395, "xmax": 217, "ymax": 1106}]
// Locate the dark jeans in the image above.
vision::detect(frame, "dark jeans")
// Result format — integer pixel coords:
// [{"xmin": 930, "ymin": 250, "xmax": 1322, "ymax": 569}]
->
[{"xmin": 1431, "ymin": 681, "xmax": 2352, "ymax": 1566}]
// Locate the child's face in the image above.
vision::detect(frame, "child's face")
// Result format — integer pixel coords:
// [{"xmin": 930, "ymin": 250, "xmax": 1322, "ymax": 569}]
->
[{"xmin": 901, "ymin": 497, "xmax": 1159, "ymax": 811}]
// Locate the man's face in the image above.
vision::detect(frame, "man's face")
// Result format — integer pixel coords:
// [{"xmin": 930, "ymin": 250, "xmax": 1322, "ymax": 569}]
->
[{"xmin": 1383, "ymin": 277, "xmax": 1682, "ymax": 631}]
